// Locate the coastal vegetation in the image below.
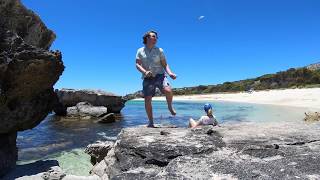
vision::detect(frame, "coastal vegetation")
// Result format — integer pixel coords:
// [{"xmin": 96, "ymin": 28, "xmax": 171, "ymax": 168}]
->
[
  {"xmin": 173, "ymin": 65, "xmax": 320, "ymax": 95},
  {"xmin": 125, "ymin": 63, "xmax": 320, "ymax": 99}
]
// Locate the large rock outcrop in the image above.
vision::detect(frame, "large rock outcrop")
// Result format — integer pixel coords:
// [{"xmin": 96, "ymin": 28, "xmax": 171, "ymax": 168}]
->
[
  {"xmin": 0, "ymin": 0, "xmax": 64, "ymax": 176},
  {"xmin": 0, "ymin": 31, "xmax": 64, "ymax": 133},
  {"xmin": 54, "ymin": 89, "xmax": 126, "ymax": 114},
  {"xmin": 91, "ymin": 122, "xmax": 320, "ymax": 179}
]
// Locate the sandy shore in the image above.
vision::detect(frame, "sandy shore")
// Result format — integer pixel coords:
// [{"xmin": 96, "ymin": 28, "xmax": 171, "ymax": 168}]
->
[{"xmin": 135, "ymin": 88, "xmax": 320, "ymax": 109}]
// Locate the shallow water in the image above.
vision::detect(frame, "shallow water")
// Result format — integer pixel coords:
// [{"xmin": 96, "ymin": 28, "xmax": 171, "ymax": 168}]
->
[{"xmin": 16, "ymin": 100, "xmax": 311, "ymax": 175}]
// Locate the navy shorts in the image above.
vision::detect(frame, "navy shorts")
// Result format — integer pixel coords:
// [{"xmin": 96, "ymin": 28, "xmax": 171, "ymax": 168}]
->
[{"xmin": 143, "ymin": 74, "xmax": 170, "ymax": 97}]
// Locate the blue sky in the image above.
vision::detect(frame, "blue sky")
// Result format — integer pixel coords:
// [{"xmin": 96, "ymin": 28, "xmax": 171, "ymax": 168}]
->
[{"xmin": 23, "ymin": 0, "xmax": 319, "ymax": 95}]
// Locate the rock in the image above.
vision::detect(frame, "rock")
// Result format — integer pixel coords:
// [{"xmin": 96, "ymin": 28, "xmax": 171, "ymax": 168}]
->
[
  {"xmin": 54, "ymin": 88, "xmax": 126, "ymax": 114},
  {"xmin": 0, "ymin": 132, "xmax": 17, "ymax": 177},
  {"xmin": 92, "ymin": 126, "xmax": 225, "ymax": 179},
  {"xmin": 41, "ymin": 166, "xmax": 66, "ymax": 180},
  {"xmin": 159, "ymin": 130, "xmax": 170, "ymax": 136},
  {"xmin": 0, "ymin": 0, "xmax": 56, "ymax": 50},
  {"xmin": 304, "ymin": 112, "xmax": 320, "ymax": 122},
  {"xmin": 91, "ymin": 122, "xmax": 320, "ymax": 179},
  {"xmin": 306, "ymin": 62, "xmax": 320, "ymax": 71},
  {"xmin": 76, "ymin": 102, "xmax": 108, "ymax": 117},
  {"xmin": 65, "ymin": 102, "xmax": 108, "ymax": 119},
  {"xmin": 52, "ymin": 93, "xmax": 67, "ymax": 116},
  {"xmin": 124, "ymin": 89, "xmax": 161, "ymax": 100},
  {"xmin": 0, "ymin": 31, "xmax": 64, "ymax": 133},
  {"xmin": 0, "ymin": 0, "xmax": 64, "ymax": 176},
  {"xmin": 66, "ymin": 106, "xmax": 79, "ymax": 117},
  {"xmin": 61, "ymin": 174, "xmax": 101, "ymax": 180},
  {"xmin": 16, "ymin": 174, "xmax": 101, "ymax": 180},
  {"xmin": 96, "ymin": 113, "xmax": 116, "ymax": 123},
  {"xmin": 3, "ymin": 160, "xmax": 59, "ymax": 180},
  {"xmin": 9, "ymin": 165, "xmax": 100, "ymax": 180},
  {"xmin": 85, "ymin": 141, "xmax": 114, "ymax": 165},
  {"xmin": 123, "ymin": 90, "xmax": 144, "ymax": 100}
]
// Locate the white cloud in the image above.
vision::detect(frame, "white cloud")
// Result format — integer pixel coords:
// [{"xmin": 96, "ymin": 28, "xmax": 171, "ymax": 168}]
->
[{"xmin": 198, "ymin": 16, "xmax": 205, "ymax": 20}]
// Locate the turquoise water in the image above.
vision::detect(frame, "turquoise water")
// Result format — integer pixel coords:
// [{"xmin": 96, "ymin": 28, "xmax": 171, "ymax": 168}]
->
[{"xmin": 16, "ymin": 100, "xmax": 309, "ymax": 175}]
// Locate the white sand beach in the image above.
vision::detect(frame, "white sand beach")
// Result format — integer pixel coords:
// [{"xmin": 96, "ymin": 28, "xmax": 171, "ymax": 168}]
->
[{"xmin": 136, "ymin": 88, "xmax": 320, "ymax": 109}]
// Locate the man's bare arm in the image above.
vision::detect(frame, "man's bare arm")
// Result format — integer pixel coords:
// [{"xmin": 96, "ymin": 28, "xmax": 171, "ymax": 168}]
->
[
  {"xmin": 136, "ymin": 59, "xmax": 146, "ymax": 74},
  {"xmin": 136, "ymin": 59, "xmax": 152, "ymax": 77},
  {"xmin": 160, "ymin": 58, "xmax": 176, "ymax": 80}
]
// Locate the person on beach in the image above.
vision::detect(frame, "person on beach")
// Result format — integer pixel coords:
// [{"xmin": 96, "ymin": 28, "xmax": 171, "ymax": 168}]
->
[
  {"xmin": 135, "ymin": 30, "xmax": 177, "ymax": 128},
  {"xmin": 189, "ymin": 103, "xmax": 219, "ymax": 128}
]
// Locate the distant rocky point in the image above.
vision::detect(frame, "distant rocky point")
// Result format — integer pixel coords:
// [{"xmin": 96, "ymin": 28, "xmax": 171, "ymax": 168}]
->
[
  {"xmin": 306, "ymin": 62, "xmax": 320, "ymax": 71},
  {"xmin": 125, "ymin": 62, "xmax": 320, "ymax": 99},
  {"xmin": 304, "ymin": 112, "xmax": 320, "ymax": 122}
]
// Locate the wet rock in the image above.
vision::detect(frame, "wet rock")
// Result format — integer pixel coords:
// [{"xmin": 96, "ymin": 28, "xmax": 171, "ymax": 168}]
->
[
  {"xmin": 96, "ymin": 113, "xmax": 116, "ymax": 123},
  {"xmin": 65, "ymin": 102, "xmax": 108, "ymax": 119},
  {"xmin": 85, "ymin": 141, "xmax": 114, "ymax": 165}
]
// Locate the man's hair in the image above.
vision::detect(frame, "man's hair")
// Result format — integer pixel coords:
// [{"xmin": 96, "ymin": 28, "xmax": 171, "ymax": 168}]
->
[{"xmin": 143, "ymin": 30, "xmax": 158, "ymax": 45}]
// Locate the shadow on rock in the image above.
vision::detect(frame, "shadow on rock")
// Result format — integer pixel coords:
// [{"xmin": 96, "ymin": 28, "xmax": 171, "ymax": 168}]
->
[{"xmin": 2, "ymin": 160, "xmax": 59, "ymax": 180}]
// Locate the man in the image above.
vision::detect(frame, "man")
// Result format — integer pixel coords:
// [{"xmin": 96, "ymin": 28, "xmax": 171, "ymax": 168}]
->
[{"xmin": 135, "ymin": 30, "xmax": 177, "ymax": 127}]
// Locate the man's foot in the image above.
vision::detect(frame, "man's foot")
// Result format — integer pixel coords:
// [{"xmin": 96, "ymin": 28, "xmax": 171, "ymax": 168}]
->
[
  {"xmin": 169, "ymin": 107, "xmax": 176, "ymax": 116},
  {"xmin": 146, "ymin": 123, "xmax": 155, "ymax": 128}
]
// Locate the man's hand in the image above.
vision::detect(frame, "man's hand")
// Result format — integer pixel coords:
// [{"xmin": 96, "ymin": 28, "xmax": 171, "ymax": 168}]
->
[
  {"xmin": 169, "ymin": 73, "xmax": 177, "ymax": 80},
  {"xmin": 145, "ymin": 71, "xmax": 153, "ymax": 78}
]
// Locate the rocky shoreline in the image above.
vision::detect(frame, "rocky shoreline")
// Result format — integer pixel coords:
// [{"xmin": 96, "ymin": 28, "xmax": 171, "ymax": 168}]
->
[
  {"xmin": 8, "ymin": 121, "xmax": 320, "ymax": 180},
  {"xmin": 87, "ymin": 122, "xmax": 320, "ymax": 179}
]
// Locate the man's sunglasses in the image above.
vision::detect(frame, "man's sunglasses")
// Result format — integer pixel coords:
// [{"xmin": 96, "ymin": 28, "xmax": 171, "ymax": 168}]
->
[{"xmin": 149, "ymin": 35, "xmax": 158, "ymax": 39}]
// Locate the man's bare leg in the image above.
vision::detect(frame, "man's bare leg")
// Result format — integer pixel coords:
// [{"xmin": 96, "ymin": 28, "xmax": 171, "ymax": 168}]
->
[
  {"xmin": 144, "ymin": 96, "xmax": 154, "ymax": 127},
  {"xmin": 163, "ymin": 87, "xmax": 176, "ymax": 116}
]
